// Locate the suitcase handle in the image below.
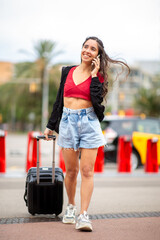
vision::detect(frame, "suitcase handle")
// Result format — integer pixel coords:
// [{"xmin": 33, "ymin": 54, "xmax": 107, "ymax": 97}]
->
[
  {"xmin": 36, "ymin": 135, "xmax": 56, "ymax": 184},
  {"xmin": 36, "ymin": 135, "xmax": 56, "ymax": 140}
]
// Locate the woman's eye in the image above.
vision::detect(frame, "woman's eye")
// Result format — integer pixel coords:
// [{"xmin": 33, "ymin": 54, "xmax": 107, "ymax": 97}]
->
[{"xmin": 91, "ymin": 47, "xmax": 96, "ymax": 51}]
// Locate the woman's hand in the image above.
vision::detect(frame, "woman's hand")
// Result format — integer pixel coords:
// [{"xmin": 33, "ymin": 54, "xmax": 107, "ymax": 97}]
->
[
  {"xmin": 44, "ymin": 128, "xmax": 54, "ymax": 140},
  {"xmin": 91, "ymin": 55, "xmax": 100, "ymax": 77}
]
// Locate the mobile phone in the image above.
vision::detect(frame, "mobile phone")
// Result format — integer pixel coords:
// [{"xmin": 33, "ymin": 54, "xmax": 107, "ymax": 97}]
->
[{"xmin": 91, "ymin": 54, "xmax": 100, "ymax": 68}]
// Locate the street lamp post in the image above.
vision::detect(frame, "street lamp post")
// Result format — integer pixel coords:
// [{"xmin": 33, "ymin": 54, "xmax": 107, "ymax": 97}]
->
[{"xmin": 41, "ymin": 65, "xmax": 49, "ymax": 132}]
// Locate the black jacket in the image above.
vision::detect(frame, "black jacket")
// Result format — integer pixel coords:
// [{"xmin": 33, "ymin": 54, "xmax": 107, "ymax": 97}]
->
[{"xmin": 47, "ymin": 65, "xmax": 105, "ymax": 133}]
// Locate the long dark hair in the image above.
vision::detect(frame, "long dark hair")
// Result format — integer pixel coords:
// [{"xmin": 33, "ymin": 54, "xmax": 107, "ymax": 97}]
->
[{"xmin": 82, "ymin": 36, "xmax": 130, "ymax": 97}]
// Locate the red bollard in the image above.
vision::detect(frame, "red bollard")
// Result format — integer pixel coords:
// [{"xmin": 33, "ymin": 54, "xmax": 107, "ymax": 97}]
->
[
  {"xmin": 32, "ymin": 136, "xmax": 39, "ymax": 167},
  {"xmin": 26, "ymin": 132, "xmax": 32, "ymax": 172},
  {"xmin": 59, "ymin": 148, "xmax": 66, "ymax": 172},
  {"xmin": 0, "ymin": 130, "xmax": 7, "ymax": 173},
  {"xmin": 145, "ymin": 138, "xmax": 159, "ymax": 173},
  {"xmin": 94, "ymin": 146, "xmax": 104, "ymax": 172},
  {"xmin": 117, "ymin": 136, "xmax": 132, "ymax": 173},
  {"xmin": 26, "ymin": 131, "xmax": 41, "ymax": 172},
  {"xmin": 59, "ymin": 146, "xmax": 105, "ymax": 173}
]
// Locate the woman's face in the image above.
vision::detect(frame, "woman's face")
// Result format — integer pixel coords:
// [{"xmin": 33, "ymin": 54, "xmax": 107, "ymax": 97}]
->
[{"xmin": 81, "ymin": 39, "xmax": 99, "ymax": 64}]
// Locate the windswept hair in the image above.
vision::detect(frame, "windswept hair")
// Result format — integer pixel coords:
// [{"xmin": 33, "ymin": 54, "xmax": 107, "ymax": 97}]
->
[{"xmin": 82, "ymin": 36, "xmax": 130, "ymax": 97}]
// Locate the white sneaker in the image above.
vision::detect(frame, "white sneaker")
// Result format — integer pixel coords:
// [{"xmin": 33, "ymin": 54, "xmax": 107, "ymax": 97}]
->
[
  {"xmin": 62, "ymin": 204, "xmax": 77, "ymax": 224},
  {"xmin": 76, "ymin": 211, "xmax": 93, "ymax": 231}
]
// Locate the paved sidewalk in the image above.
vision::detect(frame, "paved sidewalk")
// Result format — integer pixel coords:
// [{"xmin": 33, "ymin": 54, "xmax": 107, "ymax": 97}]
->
[
  {"xmin": 0, "ymin": 172, "xmax": 160, "ymax": 240},
  {"xmin": 1, "ymin": 217, "xmax": 160, "ymax": 240}
]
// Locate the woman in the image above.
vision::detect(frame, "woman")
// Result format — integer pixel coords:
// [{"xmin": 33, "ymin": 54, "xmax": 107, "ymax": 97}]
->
[{"xmin": 44, "ymin": 36, "xmax": 130, "ymax": 231}]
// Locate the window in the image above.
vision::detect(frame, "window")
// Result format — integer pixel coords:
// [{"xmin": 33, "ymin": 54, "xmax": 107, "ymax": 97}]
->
[
  {"xmin": 110, "ymin": 120, "xmax": 134, "ymax": 134},
  {"xmin": 136, "ymin": 120, "xmax": 160, "ymax": 134}
]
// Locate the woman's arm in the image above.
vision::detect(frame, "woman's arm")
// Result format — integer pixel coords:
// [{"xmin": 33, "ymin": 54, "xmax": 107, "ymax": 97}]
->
[
  {"xmin": 46, "ymin": 67, "xmax": 65, "ymax": 131},
  {"xmin": 90, "ymin": 76, "xmax": 105, "ymax": 122}
]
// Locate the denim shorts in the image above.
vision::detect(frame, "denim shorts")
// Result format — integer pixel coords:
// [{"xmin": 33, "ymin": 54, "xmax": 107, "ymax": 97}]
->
[{"xmin": 57, "ymin": 107, "xmax": 106, "ymax": 151}]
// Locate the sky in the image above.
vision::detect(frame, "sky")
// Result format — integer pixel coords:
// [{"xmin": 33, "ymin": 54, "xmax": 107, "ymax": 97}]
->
[{"xmin": 0, "ymin": 0, "xmax": 160, "ymax": 65}]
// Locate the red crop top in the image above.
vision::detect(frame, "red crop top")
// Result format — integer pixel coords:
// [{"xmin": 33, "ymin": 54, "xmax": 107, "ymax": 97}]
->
[{"xmin": 63, "ymin": 66, "xmax": 104, "ymax": 101}]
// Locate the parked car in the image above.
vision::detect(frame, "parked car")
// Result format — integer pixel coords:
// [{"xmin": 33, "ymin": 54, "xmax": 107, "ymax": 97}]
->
[{"xmin": 101, "ymin": 116, "xmax": 160, "ymax": 170}]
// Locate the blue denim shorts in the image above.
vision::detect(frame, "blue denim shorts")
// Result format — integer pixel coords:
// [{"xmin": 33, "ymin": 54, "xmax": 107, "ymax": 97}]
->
[{"xmin": 57, "ymin": 107, "xmax": 106, "ymax": 151}]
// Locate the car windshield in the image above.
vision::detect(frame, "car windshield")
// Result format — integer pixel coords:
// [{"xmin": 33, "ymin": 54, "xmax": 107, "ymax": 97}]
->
[
  {"xmin": 101, "ymin": 118, "xmax": 160, "ymax": 135},
  {"xmin": 110, "ymin": 120, "xmax": 134, "ymax": 134},
  {"xmin": 136, "ymin": 119, "xmax": 160, "ymax": 134},
  {"xmin": 101, "ymin": 119, "xmax": 135, "ymax": 134}
]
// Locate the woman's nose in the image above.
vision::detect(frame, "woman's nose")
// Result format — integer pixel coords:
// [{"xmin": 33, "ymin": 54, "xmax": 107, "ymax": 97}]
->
[{"xmin": 85, "ymin": 48, "xmax": 91, "ymax": 54}]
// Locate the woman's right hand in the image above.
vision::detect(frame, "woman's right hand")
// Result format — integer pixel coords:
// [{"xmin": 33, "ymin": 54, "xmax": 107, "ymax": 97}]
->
[{"xmin": 44, "ymin": 128, "xmax": 54, "ymax": 140}]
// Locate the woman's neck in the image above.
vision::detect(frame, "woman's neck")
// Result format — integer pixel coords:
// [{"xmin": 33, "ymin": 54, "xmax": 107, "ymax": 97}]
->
[{"xmin": 79, "ymin": 62, "xmax": 91, "ymax": 73}]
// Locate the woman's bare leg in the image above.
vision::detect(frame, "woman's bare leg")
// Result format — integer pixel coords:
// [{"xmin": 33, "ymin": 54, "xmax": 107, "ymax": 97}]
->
[
  {"xmin": 62, "ymin": 149, "xmax": 79, "ymax": 205},
  {"xmin": 79, "ymin": 148, "xmax": 98, "ymax": 213}
]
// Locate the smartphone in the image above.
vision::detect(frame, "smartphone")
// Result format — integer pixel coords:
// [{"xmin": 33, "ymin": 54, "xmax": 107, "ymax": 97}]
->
[{"xmin": 91, "ymin": 54, "xmax": 100, "ymax": 69}]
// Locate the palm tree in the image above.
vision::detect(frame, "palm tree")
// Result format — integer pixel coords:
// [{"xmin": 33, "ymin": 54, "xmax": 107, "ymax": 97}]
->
[
  {"xmin": 33, "ymin": 40, "xmax": 62, "ymax": 130},
  {"xmin": 34, "ymin": 40, "xmax": 61, "ymax": 88},
  {"xmin": 18, "ymin": 39, "xmax": 62, "ymax": 131},
  {"xmin": 18, "ymin": 40, "xmax": 61, "ymax": 83}
]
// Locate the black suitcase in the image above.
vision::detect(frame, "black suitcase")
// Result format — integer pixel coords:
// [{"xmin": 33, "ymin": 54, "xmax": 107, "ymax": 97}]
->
[{"xmin": 24, "ymin": 135, "xmax": 64, "ymax": 216}]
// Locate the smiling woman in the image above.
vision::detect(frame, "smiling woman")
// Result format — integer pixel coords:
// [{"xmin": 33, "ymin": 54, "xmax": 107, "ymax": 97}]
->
[
  {"xmin": 82, "ymin": 37, "xmax": 130, "ymax": 98},
  {"xmin": 43, "ymin": 36, "xmax": 130, "ymax": 232}
]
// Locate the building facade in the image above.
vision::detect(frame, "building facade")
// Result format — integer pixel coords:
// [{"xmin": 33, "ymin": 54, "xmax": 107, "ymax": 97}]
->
[
  {"xmin": 0, "ymin": 61, "xmax": 14, "ymax": 85},
  {"xmin": 107, "ymin": 62, "xmax": 157, "ymax": 114}
]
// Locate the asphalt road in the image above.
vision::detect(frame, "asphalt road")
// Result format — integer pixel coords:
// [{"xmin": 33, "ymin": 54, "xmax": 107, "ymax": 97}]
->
[{"xmin": 0, "ymin": 133, "xmax": 160, "ymax": 218}]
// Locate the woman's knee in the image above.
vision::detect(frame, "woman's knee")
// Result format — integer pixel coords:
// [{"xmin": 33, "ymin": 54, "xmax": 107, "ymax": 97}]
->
[
  {"xmin": 81, "ymin": 165, "xmax": 94, "ymax": 178},
  {"xmin": 66, "ymin": 167, "xmax": 79, "ymax": 180}
]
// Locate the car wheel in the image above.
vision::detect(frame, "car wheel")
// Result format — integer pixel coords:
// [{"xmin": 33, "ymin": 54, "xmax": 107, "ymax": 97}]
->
[{"xmin": 131, "ymin": 150, "xmax": 140, "ymax": 171}]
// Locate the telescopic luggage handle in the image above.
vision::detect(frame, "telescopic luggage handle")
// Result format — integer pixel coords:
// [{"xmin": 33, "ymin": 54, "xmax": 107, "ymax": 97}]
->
[
  {"xmin": 36, "ymin": 135, "xmax": 56, "ymax": 184},
  {"xmin": 36, "ymin": 135, "xmax": 56, "ymax": 140}
]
